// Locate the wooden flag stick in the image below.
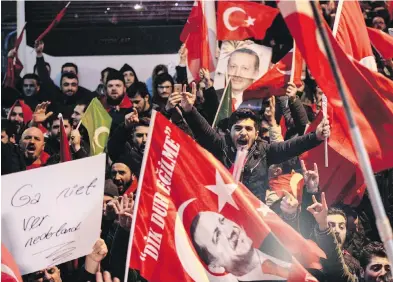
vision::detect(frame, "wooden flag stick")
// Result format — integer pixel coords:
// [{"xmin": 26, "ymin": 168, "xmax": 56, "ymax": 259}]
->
[
  {"xmin": 289, "ymin": 40, "xmax": 296, "ymax": 83},
  {"xmin": 322, "ymin": 94, "xmax": 328, "ymax": 167}
]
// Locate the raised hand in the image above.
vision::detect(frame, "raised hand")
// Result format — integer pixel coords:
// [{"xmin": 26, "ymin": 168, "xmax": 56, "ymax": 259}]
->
[
  {"xmin": 285, "ymin": 82, "xmax": 298, "ymax": 101},
  {"xmin": 34, "ymin": 40, "xmax": 44, "ymax": 57},
  {"xmin": 199, "ymin": 68, "xmax": 213, "ymax": 89},
  {"xmin": 306, "ymin": 192, "xmax": 328, "ymax": 231},
  {"xmin": 180, "ymin": 82, "xmax": 196, "ymax": 113},
  {"xmin": 95, "ymin": 271, "xmax": 121, "ymax": 282},
  {"xmin": 165, "ymin": 91, "xmax": 183, "ymax": 112},
  {"xmin": 316, "ymin": 118, "xmax": 330, "ymax": 141},
  {"xmin": 8, "ymin": 48, "xmax": 17, "ymax": 58},
  {"xmin": 125, "ymin": 108, "xmax": 139, "ymax": 128},
  {"xmin": 264, "ymin": 96, "xmax": 277, "ymax": 126},
  {"xmin": 301, "ymin": 160, "xmax": 319, "ymax": 193},
  {"xmin": 280, "ymin": 191, "xmax": 299, "ymax": 217},
  {"xmin": 179, "ymin": 44, "xmax": 188, "ymax": 65},
  {"xmin": 87, "ymin": 239, "xmax": 108, "ymax": 263},
  {"xmin": 32, "ymin": 101, "xmax": 53, "ymax": 124},
  {"xmin": 113, "ymin": 193, "xmax": 134, "ymax": 231}
]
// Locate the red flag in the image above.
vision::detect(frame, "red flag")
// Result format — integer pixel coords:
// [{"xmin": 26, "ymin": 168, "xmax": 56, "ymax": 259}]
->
[
  {"xmin": 127, "ymin": 111, "xmax": 324, "ymax": 282},
  {"xmin": 217, "ymin": 1, "xmax": 279, "ymax": 41},
  {"xmin": 278, "ymin": 1, "xmax": 393, "ymax": 204},
  {"xmin": 180, "ymin": 1, "xmax": 215, "ymax": 81},
  {"xmin": 388, "ymin": 1, "xmax": 393, "ymax": 22},
  {"xmin": 332, "ymin": 0, "xmax": 377, "ymax": 70},
  {"xmin": 14, "ymin": 22, "xmax": 26, "ymax": 52},
  {"xmin": 59, "ymin": 115, "xmax": 72, "ymax": 162},
  {"xmin": 243, "ymin": 46, "xmax": 303, "ymax": 100},
  {"xmin": 1, "ymin": 244, "xmax": 23, "ymax": 282},
  {"xmin": 367, "ymin": 27, "xmax": 393, "ymax": 60},
  {"xmin": 269, "ymin": 171, "xmax": 305, "ymax": 203},
  {"xmin": 35, "ymin": 2, "xmax": 70, "ymax": 42}
]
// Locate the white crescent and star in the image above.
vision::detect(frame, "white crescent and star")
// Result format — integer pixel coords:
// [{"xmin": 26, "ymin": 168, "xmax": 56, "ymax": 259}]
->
[
  {"xmin": 205, "ymin": 170, "xmax": 239, "ymax": 212},
  {"xmin": 223, "ymin": 7, "xmax": 256, "ymax": 31},
  {"xmin": 93, "ymin": 126, "xmax": 110, "ymax": 150}
]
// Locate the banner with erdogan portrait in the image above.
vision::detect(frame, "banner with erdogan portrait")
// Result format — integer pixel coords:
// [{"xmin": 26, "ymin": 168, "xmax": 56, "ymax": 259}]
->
[{"xmin": 125, "ymin": 111, "xmax": 324, "ymax": 282}]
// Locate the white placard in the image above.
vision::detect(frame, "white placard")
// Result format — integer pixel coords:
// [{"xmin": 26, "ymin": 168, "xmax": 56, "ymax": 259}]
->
[{"xmin": 1, "ymin": 154, "xmax": 106, "ymax": 275}]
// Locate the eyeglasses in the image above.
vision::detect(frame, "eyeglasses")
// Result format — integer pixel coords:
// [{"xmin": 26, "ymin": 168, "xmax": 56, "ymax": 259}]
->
[{"xmin": 157, "ymin": 85, "xmax": 172, "ymax": 90}]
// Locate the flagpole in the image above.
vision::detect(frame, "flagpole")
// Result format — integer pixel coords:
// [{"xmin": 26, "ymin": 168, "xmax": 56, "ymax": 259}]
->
[
  {"xmin": 332, "ymin": 0, "xmax": 344, "ymax": 37},
  {"xmin": 289, "ymin": 40, "xmax": 296, "ymax": 83},
  {"xmin": 310, "ymin": 0, "xmax": 393, "ymax": 266}
]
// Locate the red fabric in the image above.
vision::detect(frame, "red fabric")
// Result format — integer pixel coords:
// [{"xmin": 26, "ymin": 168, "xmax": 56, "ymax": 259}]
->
[
  {"xmin": 334, "ymin": 0, "xmax": 376, "ymax": 69},
  {"xmin": 269, "ymin": 172, "xmax": 305, "ymax": 203},
  {"xmin": 1, "ymin": 244, "xmax": 23, "ymax": 282},
  {"xmin": 14, "ymin": 23, "xmax": 26, "ymax": 52},
  {"xmin": 244, "ymin": 47, "xmax": 303, "ymax": 100},
  {"xmin": 26, "ymin": 151, "xmax": 50, "ymax": 170},
  {"xmin": 60, "ymin": 117, "xmax": 72, "ymax": 162},
  {"xmin": 278, "ymin": 1, "xmax": 393, "ymax": 205},
  {"xmin": 8, "ymin": 100, "xmax": 33, "ymax": 125},
  {"xmin": 367, "ymin": 27, "xmax": 393, "ymax": 60},
  {"xmin": 280, "ymin": 116, "xmax": 287, "ymax": 138},
  {"xmin": 100, "ymin": 94, "xmax": 133, "ymax": 112},
  {"xmin": 231, "ymin": 97, "xmax": 236, "ymax": 112},
  {"xmin": 217, "ymin": 1, "xmax": 279, "ymax": 40},
  {"xmin": 36, "ymin": 3, "xmax": 69, "ymax": 42},
  {"xmin": 180, "ymin": 1, "xmax": 214, "ymax": 81},
  {"xmin": 128, "ymin": 111, "xmax": 324, "ymax": 281},
  {"xmin": 124, "ymin": 177, "xmax": 138, "ymax": 195},
  {"xmin": 388, "ymin": 1, "xmax": 393, "ymax": 24},
  {"xmin": 4, "ymin": 58, "xmax": 15, "ymax": 88}
]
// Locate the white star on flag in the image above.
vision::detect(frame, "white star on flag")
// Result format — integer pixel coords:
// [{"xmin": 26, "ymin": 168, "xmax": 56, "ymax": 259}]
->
[
  {"xmin": 256, "ymin": 203, "xmax": 273, "ymax": 217},
  {"xmin": 205, "ymin": 170, "xmax": 239, "ymax": 212},
  {"xmin": 244, "ymin": 16, "xmax": 256, "ymax": 27}
]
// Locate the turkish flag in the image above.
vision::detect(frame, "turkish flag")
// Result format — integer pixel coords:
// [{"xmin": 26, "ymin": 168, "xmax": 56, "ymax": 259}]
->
[
  {"xmin": 367, "ymin": 27, "xmax": 393, "ymax": 60},
  {"xmin": 180, "ymin": 0, "xmax": 216, "ymax": 81},
  {"xmin": 217, "ymin": 1, "xmax": 279, "ymax": 41},
  {"xmin": 243, "ymin": 46, "xmax": 303, "ymax": 100},
  {"xmin": 1, "ymin": 244, "xmax": 23, "ymax": 282},
  {"xmin": 60, "ymin": 115, "xmax": 72, "ymax": 163},
  {"xmin": 332, "ymin": 0, "xmax": 377, "ymax": 70},
  {"xmin": 36, "ymin": 2, "xmax": 70, "ymax": 42},
  {"xmin": 127, "ymin": 111, "xmax": 324, "ymax": 282},
  {"xmin": 277, "ymin": 1, "xmax": 393, "ymax": 204},
  {"xmin": 269, "ymin": 171, "xmax": 305, "ymax": 203}
]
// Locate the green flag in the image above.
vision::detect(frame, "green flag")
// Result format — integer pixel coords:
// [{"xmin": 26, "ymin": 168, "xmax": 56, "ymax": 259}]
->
[
  {"xmin": 212, "ymin": 80, "xmax": 232, "ymax": 128},
  {"xmin": 81, "ymin": 98, "xmax": 112, "ymax": 155}
]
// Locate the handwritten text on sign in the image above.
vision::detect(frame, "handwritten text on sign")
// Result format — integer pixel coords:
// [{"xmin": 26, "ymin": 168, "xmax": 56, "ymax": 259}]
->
[{"xmin": 1, "ymin": 154, "xmax": 105, "ymax": 275}]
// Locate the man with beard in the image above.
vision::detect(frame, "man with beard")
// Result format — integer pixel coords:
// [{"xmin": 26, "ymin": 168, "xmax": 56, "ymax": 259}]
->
[
  {"xmin": 111, "ymin": 155, "xmax": 137, "ymax": 195},
  {"xmin": 100, "ymin": 70, "xmax": 133, "ymax": 131},
  {"xmin": 359, "ymin": 242, "xmax": 392, "ymax": 282},
  {"xmin": 127, "ymin": 82, "xmax": 154, "ymax": 118},
  {"xmin": 34, "ymin": 41, "xmax": 95, "ymax": 110},
  {"xmin": 7, "ymin": 100, "xmax": 33, "ymax": 142},
  {"xmin": 190, "ymin": 211, "xmax": 292, "ymax": 281},
  {"xmin": 19, "ymin": 126, "xmax": 50, "ymax": 170},
  {"xmin": 181, "ymin": 94, "xmax": 330, "ymax": 203},
  {"xmin": 107, "ymin": 110, "xmax": 150, "ymax": 178},
  {"xmin": 327, "ymin": 208, "xmax": 362, "ymax": 277},
  {"xmin": 44, "ymin": 113, "xmax": 88, "ymax": 161}
]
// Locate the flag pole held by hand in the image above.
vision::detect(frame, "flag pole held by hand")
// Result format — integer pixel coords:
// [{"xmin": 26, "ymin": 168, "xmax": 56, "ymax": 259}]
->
[{"xmin": 322, "ymin": 94, "xmax": 328, "ymax": 167}]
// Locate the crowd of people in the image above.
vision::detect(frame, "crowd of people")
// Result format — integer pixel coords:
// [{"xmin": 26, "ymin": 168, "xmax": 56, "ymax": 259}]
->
[{"xmin": 1, "ymin": 1, "xmax": 393, "ymax": 282}]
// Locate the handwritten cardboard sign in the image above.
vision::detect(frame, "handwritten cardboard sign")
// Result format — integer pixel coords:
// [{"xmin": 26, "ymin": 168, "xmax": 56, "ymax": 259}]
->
[{"xmin": 1, "ymin": 154, "xmax": 106, "ymax": 275}]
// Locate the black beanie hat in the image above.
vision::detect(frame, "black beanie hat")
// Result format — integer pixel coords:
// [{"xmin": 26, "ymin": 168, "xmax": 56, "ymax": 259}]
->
[
  {"xmin": 120, "ymin": 64, "xmax": 133, "ymax": 74},
  {"xmin": 106, "ymin": 70, "xmax": 125, "ymax": 85},
  {"xmin": 104, "ymin": 179, "xmax": 119, "ymax": 197},
  {"xmin": 113, "ymin": 155, "xmax": 136, "ymax": 175}
]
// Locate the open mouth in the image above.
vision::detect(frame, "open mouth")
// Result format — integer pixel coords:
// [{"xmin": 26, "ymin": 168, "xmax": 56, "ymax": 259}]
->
[
  {"xmin": 26, "ymin": 143, "xmax": 36, "ymax": 154},
  {"xmin": 237, "ymin": 138, "xmax": 248, "ymax": 146}
]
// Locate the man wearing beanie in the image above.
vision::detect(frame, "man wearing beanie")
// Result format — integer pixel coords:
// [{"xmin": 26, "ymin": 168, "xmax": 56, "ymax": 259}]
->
[
  {"xmin": 120, "ymin": 64, "xmax": 139, "ymax": 89},
  {"xmin": 100, "ymin": 70, "xmax": 133, "ymax": 132}
]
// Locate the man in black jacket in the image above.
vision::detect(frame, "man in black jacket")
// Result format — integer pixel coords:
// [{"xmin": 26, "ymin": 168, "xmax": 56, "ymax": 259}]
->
[{"xmin": 180, "ymin": 90, "xmax": 330, "ymax": 202}]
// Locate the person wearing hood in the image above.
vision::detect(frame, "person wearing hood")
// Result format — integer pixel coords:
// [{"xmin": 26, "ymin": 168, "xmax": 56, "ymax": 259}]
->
[
  {"xmin": 100, "ymin": 70, "xmax": 133, "ymax": 132},
  {"xmin": 120, "ymin": 63, "xmax": 139, "ymax": 89},
  {"xmin": 110, "ymin": 155, "xmax": 138, "ymax": 196},
  {"xmin": 7, "ymin": 99, "xmax": 33, "ymax": 142}
]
